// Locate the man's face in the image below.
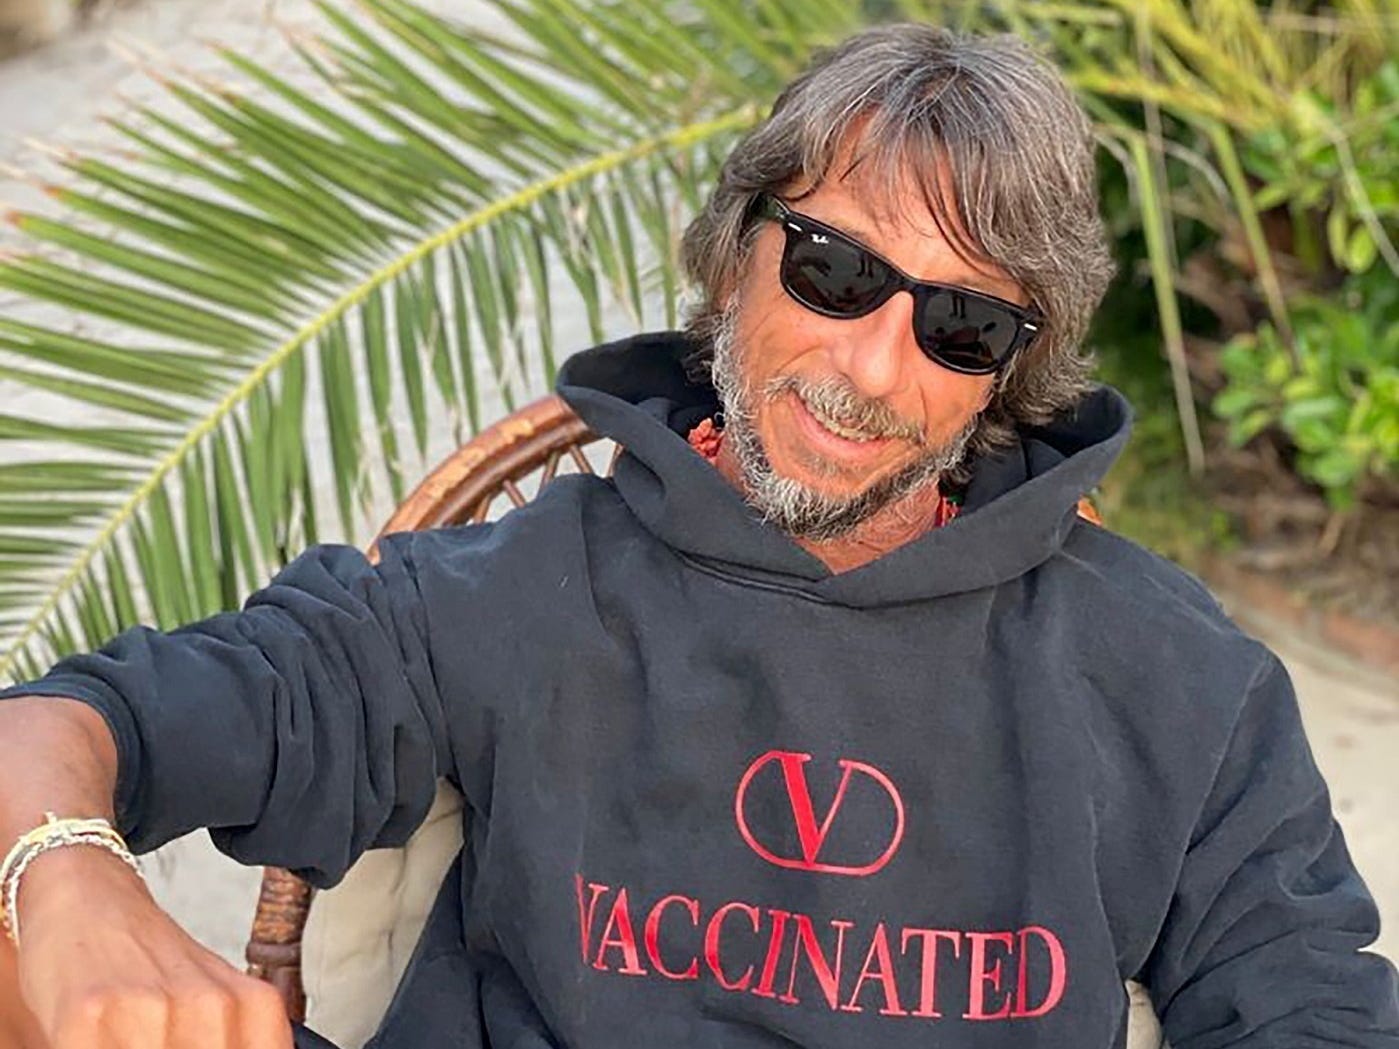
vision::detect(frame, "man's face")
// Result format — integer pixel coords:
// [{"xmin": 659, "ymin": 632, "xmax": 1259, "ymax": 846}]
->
[{"xmin": 712, "ymin": 165, "xmax": 1029, "ymax": 540}]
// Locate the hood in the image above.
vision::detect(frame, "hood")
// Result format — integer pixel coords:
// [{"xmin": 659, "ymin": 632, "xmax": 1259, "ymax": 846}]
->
[{"xmin": 556, "ymin": 331, "xmax": 1131, "ymax": 607}]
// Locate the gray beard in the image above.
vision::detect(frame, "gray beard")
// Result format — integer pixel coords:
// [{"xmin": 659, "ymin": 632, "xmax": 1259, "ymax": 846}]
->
[{"xmin": 709, "ymin": 303, "xmax": 978, "ymax": 542}]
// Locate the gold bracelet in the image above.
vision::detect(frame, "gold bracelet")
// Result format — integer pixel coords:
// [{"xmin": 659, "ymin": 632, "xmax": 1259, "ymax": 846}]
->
[{"xmin": 1, "ymin": 813, "xmax": 142, "ymax": 949}]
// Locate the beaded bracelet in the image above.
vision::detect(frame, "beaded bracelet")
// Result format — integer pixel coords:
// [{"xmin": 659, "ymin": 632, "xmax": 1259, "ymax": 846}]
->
[{"xmin": 1, "ymin": 813, "xmax": 143, "ymax": 950}]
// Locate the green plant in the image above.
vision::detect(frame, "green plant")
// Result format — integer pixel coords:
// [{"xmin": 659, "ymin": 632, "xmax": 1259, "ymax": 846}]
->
[
  {"xmin": 1214, "ymin": 270, "xmax": 1399, "ymax": 507},
  {"xmin": 979, "ymin": 0, "xmax": 1399, "ymax": 526},
  {"xmin": 905, "ymin": 0, "xmax": 1398, "ymax": 479},
  {"xmin": 1244, "ymin": 58, "xmax": 1399, "ymax": 279},
  {"xmin": 1087, "ymin": 212, "xmax": 1232, "ymax": 563}
]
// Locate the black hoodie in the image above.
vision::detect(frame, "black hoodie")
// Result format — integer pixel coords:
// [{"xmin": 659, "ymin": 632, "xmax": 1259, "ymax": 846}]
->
[{"xmin": 4, "ymin": 332, "xmax": 1397, "ymax": 1048}]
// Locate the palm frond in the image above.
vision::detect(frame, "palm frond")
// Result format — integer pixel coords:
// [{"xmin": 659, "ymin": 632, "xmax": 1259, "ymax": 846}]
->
[{"xmin": 0, "ymin": 0, "xmax": 775, "ymax": 679}]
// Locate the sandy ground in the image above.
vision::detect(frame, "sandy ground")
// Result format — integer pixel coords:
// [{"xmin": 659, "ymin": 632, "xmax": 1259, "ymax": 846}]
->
[{"xmin": 1, "ymin": 0, "xmax": 1395, "ymax": 998}]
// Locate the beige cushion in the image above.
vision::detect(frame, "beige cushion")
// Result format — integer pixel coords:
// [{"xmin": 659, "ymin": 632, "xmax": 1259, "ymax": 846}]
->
[
  {"xmin": 303, "ymin": 781, "xmax": 466, "ymax": 1049},
  {"xmin": 1127, "ymin": 980, "xmax": 1166, "ymax": 1048},
  {"xmin": 303, "ymin": 780, "xmax": 1167, "ymax": 1049}
]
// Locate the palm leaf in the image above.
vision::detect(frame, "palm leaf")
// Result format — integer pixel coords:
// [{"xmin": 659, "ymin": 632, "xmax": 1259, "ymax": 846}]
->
[{"xmin": 0, "ymin": 0, "xmax": 778, "ymax": 680}]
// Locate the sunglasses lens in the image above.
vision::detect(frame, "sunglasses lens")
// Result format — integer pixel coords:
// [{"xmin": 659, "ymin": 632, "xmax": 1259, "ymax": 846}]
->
[
  {"xmin": 764, "ymin": 199, "xmax": 1033, "ymax": 374},
  {"xmin": 783, "ymin": 231, "xmax": 890, "ymax": 316},
  {"xmin": 917, "ymin": 292, "xmax": 1020, "ymax": 373}
]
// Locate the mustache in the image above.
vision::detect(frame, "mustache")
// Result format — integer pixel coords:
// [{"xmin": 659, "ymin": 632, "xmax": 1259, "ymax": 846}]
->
[{"xmin": 762, "ymin": 374, "xmax": 927, "ymax": 446}]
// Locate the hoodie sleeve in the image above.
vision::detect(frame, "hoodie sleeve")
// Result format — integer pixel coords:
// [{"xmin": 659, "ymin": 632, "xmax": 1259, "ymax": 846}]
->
[
  {"xmin": 0, "ymin": 538, "xmax": 459, "ymax": 889},
  {"xmin": 1142, "ymin": 653, "xmax": 1399, "ymax": 1046}
]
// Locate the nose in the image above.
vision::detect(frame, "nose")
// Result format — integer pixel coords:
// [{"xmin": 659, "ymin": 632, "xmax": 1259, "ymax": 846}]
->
[{"xmin": 825, "ymin": 290, "xmax": 919, "ymax": 401}]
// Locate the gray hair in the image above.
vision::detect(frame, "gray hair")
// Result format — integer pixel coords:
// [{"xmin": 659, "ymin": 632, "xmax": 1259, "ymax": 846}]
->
[{"xmin": 680, "ymin": 24, "xmax": 1115, "ymax": 483}]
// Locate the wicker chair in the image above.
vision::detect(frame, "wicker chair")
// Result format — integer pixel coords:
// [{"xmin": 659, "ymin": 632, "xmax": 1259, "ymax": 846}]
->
[
  {"xmin": 243, "ymin": 394, "xmax": 610, "ymax": 1021},
  {"xmin": 242, "ymin": 394, "xmax": 1160, "ymax": 1049}
]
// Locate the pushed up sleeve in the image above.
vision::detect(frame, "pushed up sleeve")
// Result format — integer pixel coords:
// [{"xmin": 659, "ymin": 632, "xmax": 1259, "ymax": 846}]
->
[
  {"xmin": 0, "ymin": 539, "xmax": 458, "ymax": 889},
  {"xmin": 1142, "ymin": 654, "xmax": 1399, "ymax": 1046}
]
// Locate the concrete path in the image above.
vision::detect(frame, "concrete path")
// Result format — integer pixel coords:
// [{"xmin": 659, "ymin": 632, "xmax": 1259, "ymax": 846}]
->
[{"xmin": 1, "ymin": 0, "xmax": 1395, "ymax": 993}]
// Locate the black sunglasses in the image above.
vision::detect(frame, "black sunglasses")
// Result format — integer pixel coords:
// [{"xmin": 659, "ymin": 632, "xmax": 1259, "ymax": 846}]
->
[{"xmin": 756, "ymin": 195, "xmax": 1043, "ymax": 375}]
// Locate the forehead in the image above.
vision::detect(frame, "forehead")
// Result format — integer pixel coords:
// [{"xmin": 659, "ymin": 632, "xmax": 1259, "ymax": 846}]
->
[
  {"xmin": 797, "ymin": 114, "xmax": 959, "ymax": 224},
  {"xmin": 782, "ymin": 156, "xmax": 1021, "ymax": 298},
  {"xmin": 780, "ymin": 121, "xmax": 1016, "ymax": 288}
]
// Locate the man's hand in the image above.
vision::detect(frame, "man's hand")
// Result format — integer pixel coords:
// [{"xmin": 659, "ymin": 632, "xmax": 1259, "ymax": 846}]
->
[
  {"xmin": 0, "ymin": 696, "xmax": 291, "ymax": 1047},
  {"xmin": 10, "ymin": 847, "xmax": 293, "ymax": 1049}
]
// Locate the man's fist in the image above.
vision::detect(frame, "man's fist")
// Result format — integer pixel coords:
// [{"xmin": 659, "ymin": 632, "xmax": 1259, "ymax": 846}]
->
[{"xmin": 7, "ymin": 846, "xmax": 294, "ymax": 1049}]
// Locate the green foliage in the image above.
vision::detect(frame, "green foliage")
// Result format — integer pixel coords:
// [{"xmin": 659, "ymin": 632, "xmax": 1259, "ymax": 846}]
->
[
  {"xmin": 1212, "ymin": 53, "xmax": 1399, "ymax": 508},
  {"xmin": 907, "ymin": 0, "xmax": 1399, "ymax": 497},
  {"xmin": 1215, "ymin": 270, "xmax": 1399, "ymax": 507},
  {"xmin": 1000, "ymin": 0, "xmax": 1399, "ymax": 516},
  {"xmin": 1245, "ymin": 58, "xmax": 1399, "ymax": 277},
  {"xmin": 1089, "ymin": 224, "xmax": 1231, "ymax": 563}
]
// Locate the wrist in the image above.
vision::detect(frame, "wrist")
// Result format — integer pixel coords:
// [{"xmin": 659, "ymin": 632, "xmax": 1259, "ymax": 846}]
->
[
  {"xmin": 6, "ymin": 834, "xmax": 147, "ymax": 947},
  {"xmin": 0, "ymin": 698, "xmax": 121, "ymax": 847}
]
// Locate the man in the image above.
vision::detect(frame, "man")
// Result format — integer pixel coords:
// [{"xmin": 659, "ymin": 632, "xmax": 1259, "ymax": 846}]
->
[{"xmin": 0, "ymin": 23, "xmax": 1396, "ymax": 1049}]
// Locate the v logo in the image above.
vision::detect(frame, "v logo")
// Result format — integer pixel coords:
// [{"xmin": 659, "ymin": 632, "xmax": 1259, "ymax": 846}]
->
[
  {"xmin": 734, "ymin": 750, "xmax": 905, "ymax": 877},
  {"xmin": 775, "ymin": 752, "xmax": 856, "ymax": 865}
]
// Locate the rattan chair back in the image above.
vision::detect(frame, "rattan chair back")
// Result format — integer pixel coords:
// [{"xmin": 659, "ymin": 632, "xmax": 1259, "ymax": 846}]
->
[{"xmin": 244, "ymin": 394, "xmax": 614, "ymax": 1020}]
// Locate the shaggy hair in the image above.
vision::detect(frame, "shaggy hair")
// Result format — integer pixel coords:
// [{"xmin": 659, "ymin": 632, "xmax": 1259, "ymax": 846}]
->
[{"xmin": 679, "ymin": 24, "xmax": 1116, "ymax": 484}]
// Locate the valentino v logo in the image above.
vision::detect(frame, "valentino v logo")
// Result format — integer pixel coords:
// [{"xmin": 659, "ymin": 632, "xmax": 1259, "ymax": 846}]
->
[{"xmin": 734, "ymin": 750, "xmax": 906, "ymax": 877}]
